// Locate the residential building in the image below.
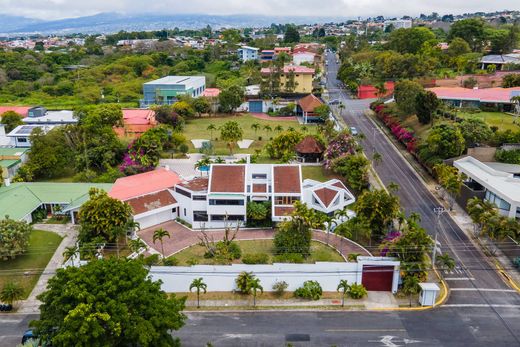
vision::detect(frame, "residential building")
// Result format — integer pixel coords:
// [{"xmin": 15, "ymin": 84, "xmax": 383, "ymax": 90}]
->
[
  {"xmin": 237, "ymin": 46, "xmax": 259, "ymax": 62},
  {"xmin": 293, "ymin": 51, "xmax": 316, "ymax": 66},
  {"xmin": 384, "ymin": 19, "xmax": 413, "ymax": 29},
  {"xmin": 0, "ymin": 148, "xmax": 28, "ymax": 183},
  {"xmin": 296, "ymin": 94, "xmax": 325, "ymax": 123},
  {"xmin": 23, "ymin": 106, "xmax": 77, "ymax": 125},
  {"xmin": 140, "ymin": 76, "xmax": 206, "ymax": 108},
  {"xmin": 260, "ymin": 50, "xmax": 275, "ymax": 62},
  {"xmin": 274, "ymin": 47, "xmax": 292, "ymax": 56},
  {"xmin": 0, "ymin": 106, "xmax": 31, "ymax": 117},
  {"xmin": 114, "ymin": 109, "xmax": 156, "ymax": 139},
  {"xmin": 260, "ymin": 65, "xmax": 315, "ymax": 94},
  {"xmin": 427, "ymin": 86, "xmax": 520, "ymax": 112},
  {"xmin": 7, "ymin": 124, "xmax": 56, "ymax": 148},
  {"xmin": 454, "ymin": 156, "xmax": 520, "ymax": 220},
  {"xmin": 479, "ymin": 54, "xmax": 520, "ymax": 71},
  {"xmin": 295, "ymin": 136, "xmax": 325, "ymax": 163}
]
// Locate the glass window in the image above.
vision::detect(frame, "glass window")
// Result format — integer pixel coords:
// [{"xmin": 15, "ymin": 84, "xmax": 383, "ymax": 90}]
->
[
  {"xmin": 192, "ymin": 195, "xmax": 206, "ymax": 201},
  {"xmin": 193, "ymin": 211, "xmax": 208, "ymax": 222},
  {"xmin": 175, "ymin": 187, "xmax": 191, "ymax": 198},
  {"xmin": 210, "ymin": 215, "xmax": 244, "ymax": 221},
  {"xmin": 275, "ymin": 196, "xmax": 300, "ymax": 205},
  {"xmin": 209, "ymin": 199, "xmax": 244, "ymax": 206},
  {"xmin": 252, "ymin": 173, "xmax": 267, "ymax": 179}
]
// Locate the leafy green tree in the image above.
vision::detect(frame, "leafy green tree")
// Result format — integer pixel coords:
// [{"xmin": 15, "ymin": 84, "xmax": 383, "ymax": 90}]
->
[
  {"xmin": 394, "ymin": 80, "xmax": 424, "ymax": 116},
  {"xmin": 78, "ymin": 188, "xmax": 133, "ymax": 243},
  {"xmin": 265, "ymin": 130, "xmax": 304, "ymax": 159},
  {"xmin": 402, "ymin": 275, "xmax": 421, "ymax": 307},
  {"xmin": 153, "ymin": 105, "xmax": 185, "ymax": 130},
  {"xmin": 0, "ymin": 111, "xmax": 24, "ymax": 132},
  {"xmin": 314, "ymin": 104, "xmax": 331, "ymax": 121},
  {"xmin": 448, "ymin": 18, "xmax": 486, "ymax": 52},
  {"xmin": 153, "ymin": 228, "xmax": 171, "ymax": 260},
  {"xmin": 246, "ymin": 201, "xmax": 270, "ymax": 222},
  {"xmin": 235, "ymin": 271, "xmax": 255, "ymax": 294},
  {"xmin": 487, "ymin": 25, "xmax": 520, "ymax": 54},
  {"xmin": 0, "ymin": 281, "xmax": 24, "ymax": 306},
  {"xmin": 274, "ymin": 215, "xmax": 312, "ymax": 257},
  {"xmin": 434, "ymin": 163, "xmax": 462, "ymax": 209},
  {"xmin": 337, "ymin": 279, "xmax": 350, "ymax": 307},
  {"xmin": 284, "ymin": 25, "xmax": 300, "ymax": 43},
  {"xmin": 436, "ymin": 253, "xmax": 456, "ymax": 271},
  {"xmin": 294, "ymin": 280, "xmax": 323, "ymax": 300},
  {"xmin": 248, "ymin": 277, "xmax": 263, "ymax": 307},
  {"xmin": 418, "ymin": 124, "xmax": 465, "ymax": 165},
  {"xmin": 457, "ymin": 118, "xmax": 493, "ymax": 147},
  {"xmin": 446, "ymin": 37, "xmax": 471, "ymax": 57},
  {"xmin": 0, "ymin": 217, "xmax": 33, "ymax": 260},
  {"xmin": 354, "ymin": 190, "xmax": 400, "ymax": 239},
  {"xmin": 129, "ymin": 238, "xmax": 147, "ymax": 254},
  {"xmin": 331, "ymin": 154, "xmax": 370, "ymax": 191},
  {"xmin": 284, "ymin": 70, "xmax": 298, "ymax": 93},
  {"xmin": 386, "ymin": 27, "xmax": 436, "ymax": 54},
  {"xmin": 62, "ymin": 245, "xmax": 79, "ymax": 266},
  {"xmin": 189, "ymin": 278, "xmax": 207, "ymax": 308},
  {"xmin": 31, "ymin": 258, "xmax": 186, "ymax": 347},
  {"xmin": 219, "ymin": 85, "xmax": 245, "ymax": 113},
  {"xmin": 415, "ymin": 91, "xmax": 440, "ymax": 125},
  {"xmin": 219, "ymin": 121, "xmax": 243, "ymax": 155},
  {"xmin": 503, "ymin": 74, "xmax": 520, "ymax": 88}
]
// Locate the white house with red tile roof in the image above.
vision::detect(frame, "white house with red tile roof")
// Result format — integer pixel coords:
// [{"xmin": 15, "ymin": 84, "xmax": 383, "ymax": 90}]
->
[{"xmin": 302, "ymin": 179, "xmax": 356, "ymax": 217}]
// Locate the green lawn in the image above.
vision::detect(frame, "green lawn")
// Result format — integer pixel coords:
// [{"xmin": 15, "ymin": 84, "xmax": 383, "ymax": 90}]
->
[
  {"xmin": 301, "ymin": 166, "xmax": 341, "ymax": 182},
  {"xmin": 456, "ymin": 111, "xmax": 520, "ymax": 131},
  {"xmin": 172, "ymin": 240, "xmax": 344, "ymax": 266},
  {"xmin": 0, "ymin": 230, "xmax": 63, "ymax": 299},
  {"xmin": 183, "ymin": 113, "xmax": 317, "ymax": 155}
]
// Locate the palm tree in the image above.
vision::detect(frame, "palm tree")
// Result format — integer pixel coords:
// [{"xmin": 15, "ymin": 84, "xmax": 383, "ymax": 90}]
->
[
  {"xmin": 0, "ymin": 282, "xmax": 24, "ymax": 308},
  {"xmin": 301, "ymin": 125, "xmax": 308, "ymax": 133},
  {"xmin": 436, "ymin": 253, "xmax": 456, "ymax": 271},
  {"xmin": 248, "ymin": 277, "xmax": 263, "ymax": 307},
  {"xmin": 251, "ymin": 123, "xmax": 261, "ymax": 138},
  {"xmin": 347, "ymin": 253, "xmax": 360, "ymax": 262},
  {"xmin": 274, "ymin": 125, "xmax": 284, "ymax": 133},
  {"xmin": 62, "ymin": 245, "xmax": 79, "ymax": 266},
  {"xmin": 207, "ymin": 124, "xmax": 216, "ymax": 140},
  {"xmin": 213, "ymin": 157, "xmax": 225, "ymax": 164},
  {"xmin": 195, "ymin": 156, "xmax": 212, "ymax": 175},
  {"xmin": 402, "ymin": 275, "xmax": 420, "ymax": 307},
  {"xmin": 372, "ymin": 152, "xmax": 382, "ymax": 166},
  {"xmin": 337, "ymin": 279, "xmax": 350, "ymax": 307},
  {"xmin": 153, "ymin": 228, "xmax": 171, "ymax": 259},
  {"xmin": 263, "ymin": 125, "xmax": 272, "ymax": 137},
  {"xmin": 129, "ymin": 238, "xmax": 147, "ymax": 254},
  {"xmin": 288, "ymin": 126, "xmax": 295, "ymax": 132},
  {"xmin": 189, "ymin": 277, "xmax": 207, "ymax": 308}
]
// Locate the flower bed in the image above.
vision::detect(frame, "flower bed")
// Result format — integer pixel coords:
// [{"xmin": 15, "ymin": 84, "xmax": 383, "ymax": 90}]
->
[{"xmin": 371, "ymin": 102, "xmax": 418, "ymax": 155}]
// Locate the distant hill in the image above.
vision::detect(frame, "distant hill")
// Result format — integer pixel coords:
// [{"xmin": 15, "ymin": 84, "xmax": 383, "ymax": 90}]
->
[
  {"xmin": 0, "ymin": 12, "xmax": 345, "ymax": 35},
  {"xmin": 0, "ymin": 14, "xmax": 44, "ymax": 33}
]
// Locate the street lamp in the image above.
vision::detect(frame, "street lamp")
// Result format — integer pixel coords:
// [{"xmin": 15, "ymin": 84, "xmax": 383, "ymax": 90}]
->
[{"xmin": 432, "ymin": 207, "xmax": 447, "ymax": 266}]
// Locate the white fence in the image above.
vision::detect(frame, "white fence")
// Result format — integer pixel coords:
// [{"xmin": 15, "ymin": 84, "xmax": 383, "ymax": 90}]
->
[{"xmin": 149, "ymin": 257, "xmax": 400, "ymax": 293}]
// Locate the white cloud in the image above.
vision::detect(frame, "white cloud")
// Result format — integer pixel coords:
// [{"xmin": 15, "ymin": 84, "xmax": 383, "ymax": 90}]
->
[{"xmin": 1, "ymin": 0, "xmax": 519, "ymax": 20}]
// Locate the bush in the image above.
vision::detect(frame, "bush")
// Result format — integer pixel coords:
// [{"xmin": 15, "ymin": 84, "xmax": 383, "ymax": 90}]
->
[
  {"xmin": 235, "ymin": 271, "xmax": 255, "ymax": 294},
  {"xmin": 242, "ymin": 253, "xmax": 269, "ymax": 264},
  {"xmin": 294, "ymin": 280, "xmax": 323, "ymax": 300},
  {"xmin": 163, "ymin": 256, "xmax": 179, "ymax": 266},
  {"xmin": 272, "ymin": 253, "xmax": 305, "ymax": 263},
  {"xmin": 348, "ymin": 283, "xmax": 368, "ymax": 299},
  {"xmin": 274, "ymin": 218, "xmax": 311, "ymax": 257},
  {"xmin": 142, "ymin": 254, "xmax": 161, "ymax": 266},
  {"xmin": 272, "ymin": 281, "xmax": 288, "ymax": 296}
]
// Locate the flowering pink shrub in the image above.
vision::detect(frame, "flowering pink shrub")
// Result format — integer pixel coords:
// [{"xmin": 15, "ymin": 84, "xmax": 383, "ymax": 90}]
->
[
  {"xmin": 324, "ymin": 132, "xmax": 356, "ymax": 169},
  {"xmin": 373, "ymin": 103, "xmax": 418, "ymax": 154}
]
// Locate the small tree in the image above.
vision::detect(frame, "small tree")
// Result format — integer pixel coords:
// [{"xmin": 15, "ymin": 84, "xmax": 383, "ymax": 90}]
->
[
  {"xmin": 207, "ymin": 124, "xmax": 216, "ymax": 139},
  {"xmin": 128, "ymin": 238, "xmax": 147, "ymax": 254},
  {"xmin": 0, "ymin": 217, "xmax": 33, "ymax": 260},
  {"xmin": 0, "ymin": 111, "xmax": 24, "ymax": 132},
  {"xmin": 220, "ymin": 121, "xmax": 243, "ymax": 155},
  {"xmin": 0, "ymin": 281, "xmax": 24, "ymax": 307},
  {"xmin": 235, "ymin": 271, "xmax": 255, "ymax": 294},
  {"xmin": 189, "ymin": 278, "xmax": 207, "ymax": 308},
  {"xmin": 294, "ymin": 280, "xmax": 323, "ymax": 300},
  {"xmin": 153, "ymin": 228, "xmax": 170, "ymax": 260},
  {"xmin": 248, "ymin": 277, "xmax": 263, "ymax": 307},
  {"xmin": 402, "ymin": 275, "xmax": 421, "ymax": 307},
  {"xmin": 250, "ymin": 123, "xmax": 261, "ymax": 138},
  {"xmin": 62, "ymin": 245, "xmax": 79, "ymax": 266},
  {"xmin": 415, "ymin": 91, "xmax": 440, "ymax": 125},
  {"xmin": 337, "ymin": 279, "xmax": 350, "ymax": 307},
  {"xmin": 436, "ymin": 253, "xmax": 456, "ymax": 271}
]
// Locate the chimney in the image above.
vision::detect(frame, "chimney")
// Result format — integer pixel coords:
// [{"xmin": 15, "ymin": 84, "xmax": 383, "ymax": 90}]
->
[{"xmin": 4, "ymin": 178, "xmax": 11, "ymax": 187}]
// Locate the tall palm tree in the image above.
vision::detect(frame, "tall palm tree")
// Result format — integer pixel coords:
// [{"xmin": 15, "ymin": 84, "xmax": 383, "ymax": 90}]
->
[
  {"xmin": 0, "ymin": 282, "xmax": 24, "ymax": 308},
  {"xmin": 189, "ymin": 277, "xmax": 207, "ymax": 308},
  {"xmin": 248, "ymin": 277, "xmax": 263, "ymax": 307},
  {"xmin": 274, "ymin": 125, "xmax": 284, "ymax": 133},
  {"xmin": 129, "ymin": 238, "xmax": 147, "ymax": 254},
  {"xmin": 403, "ymin": 275, "xmax": 420, "ymax": 307},
  {"xmin": 62, "ymin": 245, "xmax": 79, "ymax": 266},
  {"xmin": 337, "ymin": 279, "xmax": 350, "ymax": 307},
  {"xmin": 251, "ymin": 123, "xmax": 261, "ymax": 138},
  {"xmin": 436, "ymin": 253, "xmax": 456, "ymax": 271},
  {"xmin": 263, "ymin": 125, "xmax": 272, "ymax": 137},
  {"xmin": 372, "ymin": 152, "xmax": 382, "ymax": 166},
  {"xmin": 153, "ymin": 228, "xmax": 171, "ymax": 259},
  {"xmin": 207, "ymin": 124, "xmax": 216, "ymax": 140}
]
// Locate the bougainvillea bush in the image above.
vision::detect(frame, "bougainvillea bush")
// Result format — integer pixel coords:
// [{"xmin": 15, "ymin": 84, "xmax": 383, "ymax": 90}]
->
[{"xmin": 324, "ymin": 132, "xmax": 357, "ymax": 169}]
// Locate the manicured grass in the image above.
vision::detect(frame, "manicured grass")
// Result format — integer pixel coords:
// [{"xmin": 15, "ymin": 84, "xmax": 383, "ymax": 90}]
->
[
  {"xmin": 175, "ymin": 291, "xmax": 344, "ymax": 301},
  {"xmin": 456, "ymin": 111, "xmax": 520, "ymax": 131},
  {"xmin": 301, "ymin": 166, "xmax": 341, "ymax": 182},
  {"xmin": 183, "ymin": 113, "xmax": 317, "ymax": 155},
  {"xmin": 0, "ymin": 230, "xmax": 63, "ymax": 299},
  {"xmin": 172, "ymin": 240, "xmax": 344, "ymax": 266}
]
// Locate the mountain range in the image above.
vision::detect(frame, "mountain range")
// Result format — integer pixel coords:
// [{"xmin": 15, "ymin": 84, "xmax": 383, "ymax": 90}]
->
[{"xmin": 0, "ymin": 12, "xmax": 345, "ymax": 35}]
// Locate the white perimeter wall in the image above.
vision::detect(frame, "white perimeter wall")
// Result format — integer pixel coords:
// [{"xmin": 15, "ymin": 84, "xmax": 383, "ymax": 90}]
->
[{"xmin": 150, "ymin": 258, "xmax": 400, "ymax": 293}]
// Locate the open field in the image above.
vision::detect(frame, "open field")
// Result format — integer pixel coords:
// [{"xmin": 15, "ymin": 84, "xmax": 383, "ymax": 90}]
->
[
  {"xmin": 456, "ymin": 111, "xmax": 520, "ymax": 131},
  {"xmin": 0, "ymin": 230, "xmax": 62, "ymax": 299},
  {"xmin": 171, "ymin": 239, "xmax": 345, "ymax": 266},
  {"xmin": 183, "ymin": 113, "xmax": 318, "ymax": 155}
]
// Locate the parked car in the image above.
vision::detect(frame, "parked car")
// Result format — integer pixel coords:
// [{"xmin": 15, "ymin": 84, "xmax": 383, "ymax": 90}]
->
[
  {"xmin": 350, "ymin": 127, "xmax": 359, "ymax": 136},
  {"xmin": 22, "ymin": 329, "xmax": 52, "ymax": 346}
]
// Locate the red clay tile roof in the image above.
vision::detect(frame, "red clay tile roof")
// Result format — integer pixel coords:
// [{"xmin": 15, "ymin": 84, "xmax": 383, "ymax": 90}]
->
[
  {"xmin": 273, "ymin": 166, "xmax": 301, "ymax": 194},
  {"xmin": 178, "ymin": 177, "xmax": 209, "ymax": 192},
  {"xmin": 295, "ymin": 136, "xmax": 325, "ymax": 154},
  {"xmin": 332, "ymin": 181, "xmax": 348, "ymax": 191},
  {"xmin": 122, "ymin": 109, "xmax": 155, "ymax": 125},
  {"xmin": 428, "ymin": 86, "xmax": 520, "ymax": 103},
  {"xmin": 210, "ymin": 165, "xmax": 245, "ymax": 193},
  {"xmin": 298, "ymin": 94, "xmax": 324, "ymax": 113},
  {"xmin": 126, "ymin": 189, "xmax": 177, "ymax": 215},
  {"xmin": 109, "ymin": 168, "xmax": 182, "ymax": 200},
  {"xmin": 0, "ymin": 106, "xmax": 31, "ymax": 117},
  {"xmin": 274, "ymin": 206, "xmax": 295, "ymax": 216},
  {"xmin": 314, "ymin": 187, "xmax": 339, "ymax": 207},
  {"xmin": 253, "ymin": 183, "xmax": 267, "ymax": 193},
  {"xmin": 202, "ymin": 88, "xmax": 221, "ymax": 97}
]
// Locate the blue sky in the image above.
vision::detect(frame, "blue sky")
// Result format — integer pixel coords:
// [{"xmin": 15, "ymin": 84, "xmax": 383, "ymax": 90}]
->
[{"xmin": 1, "ymin": 0, "xmax": 519, "ymax": 20}]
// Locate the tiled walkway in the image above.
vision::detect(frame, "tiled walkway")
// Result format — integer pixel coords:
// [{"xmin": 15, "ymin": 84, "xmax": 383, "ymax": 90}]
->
[{"xmin": 138, "ymin": 221, "xmax": 370, "ymax": 258}]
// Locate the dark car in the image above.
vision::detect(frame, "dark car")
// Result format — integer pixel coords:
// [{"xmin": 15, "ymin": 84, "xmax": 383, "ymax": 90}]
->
[{"xmin": 21, "ymin": 329, "xmax": 37, "ymax": 344}]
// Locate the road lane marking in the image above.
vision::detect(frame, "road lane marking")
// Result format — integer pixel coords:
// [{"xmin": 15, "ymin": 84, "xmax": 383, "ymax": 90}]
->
[
  {"xmin": 325, "ymin": 329, "xmax": 406, "ymax": 332},
  {"xmin": 444, "ymin": 277, "xmax": 475, "ymax": 281},
  {"xmin": 450, "ymin": 288, "xmax": 516, "ymax": 292},
  {"xmin": 442, "ymin": 304, "xmax": 520, "ymax": 308}
]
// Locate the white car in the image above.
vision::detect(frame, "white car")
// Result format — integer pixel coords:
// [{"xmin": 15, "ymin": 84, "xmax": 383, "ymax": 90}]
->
[{"xmin": 350, "ymin": 127, "xmax": 358, "ymax": 136}]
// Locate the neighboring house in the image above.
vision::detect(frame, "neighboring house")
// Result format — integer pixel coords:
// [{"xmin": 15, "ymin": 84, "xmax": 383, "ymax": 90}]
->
[
  {"xmin": 109, "ymin": 168, "xmax": 182, "ymax": 229},
  {"xmin": 260, "ymin": 65, "xmax": 315, "ymax": 94},
  {"xmin": 295, "ymin": 136, "xmax": 325, "ymax": 163},
  {"xmin": 479, "ymin": 54, "xmax": 520, "ymax": 71},
  {"xmin": 384, "ymin": 19, "xmax": 412, "ymax": 29},
  {"xmin": 274, "ymin": 47, "xmax": 292, "ymax": 56},
  {"xmin": 0, "ymin": 182, "xmax": 113, "ymax": 223},
  {"xmin": 0, "ymin": 148, "xmax": 28, "ymax": 183},
  {"xmin": 7, "ymin": 124, "xmax": 56, "ymax": 148},
  {"xmin": 293, "ymin": 52, "xmax": 316, "ymax": 66},
  {"xmin": 296, "ymin": 94, "xmax": 325, "ymax": 124},
  {"xmin": 22, "ymin": 106, "xmax": 77, "ymax": 125},
  {"xmin": 140, "ymin": 76, "xmax": 206, "ymax": 108},
  {"xmin": 427, "ymin": 86, "xmax": 520, "ymax": 112},
  {"xmin": 302, "ymin": 179, "xmax": 356, "ymax": 217},
  {"xmin": 237, "ymin": 46, "xmax": 259, "ymax": 62},
  {"xmin": 260, "ymin": 50, "xmax": 275, "ymax": 62},
  {"xmin": 0, "ymin": 106, "xmax": 31, "ymax": 117},
  {"xmin": 114, "ymin": 109, "xmax": 156, "ymax": 139},
  {"xmin": 454, "ymin": 156, "xmax": 520, "ymax": 220},
  {"xmin": 202, "ymin": 88, "xmax": 221, "ymax": 113}
]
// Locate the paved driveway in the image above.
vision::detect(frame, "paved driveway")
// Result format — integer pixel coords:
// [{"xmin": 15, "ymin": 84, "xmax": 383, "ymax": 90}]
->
[{"xmin": 138, "ymin": 221, "xmax": 370, "ymax": 258}]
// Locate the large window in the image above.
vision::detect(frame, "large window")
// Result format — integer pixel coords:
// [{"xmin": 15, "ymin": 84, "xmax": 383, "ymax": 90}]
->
[
  {"xmin": 485, "ymin": 191, "xmax": 511, "ymax": 213},
  {"xmin": 252, "ymin": 173, "xmax": 267, "ymax": 179},
  {"xmin": 210, "ymin": 215, "xmax": 245, "ymax": 221},
  {"xmin": 209, "ymin": 199, "xmax": 244, "ymax": 206},
  {"xmin": 175, "ymin": 187, "xmax": 191, "ymax": 198},
  {"xmin": 193, "ymin": 211, "xmax": 208, "ymax": 222},
  {"xmin": 192, "ymin": 195, "xmax": 207, "ymax": 201},
  {"xmin": 275, "ymin": 196, "xmax": 300, "ymax": 205}
]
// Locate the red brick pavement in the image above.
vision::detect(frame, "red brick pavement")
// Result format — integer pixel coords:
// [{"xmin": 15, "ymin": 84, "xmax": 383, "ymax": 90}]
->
[{"xmin": 138, "ymin": 221, "xmax": 371, "ymax": 258}]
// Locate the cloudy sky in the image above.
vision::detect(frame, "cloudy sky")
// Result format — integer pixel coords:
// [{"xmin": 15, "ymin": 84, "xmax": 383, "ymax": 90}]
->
[{"xmin": 1, "ymin": 0, "xmax": 519, "ymax": 20}]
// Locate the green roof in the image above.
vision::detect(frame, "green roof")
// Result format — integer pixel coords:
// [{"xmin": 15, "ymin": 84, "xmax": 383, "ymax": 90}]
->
[
  {"xmin": 0, "ymin": 182, "xmax": 113, "ymax": 221},
  {"xmin": 0, "ymin": 159, "xmax": 20, "ymax": 168}
]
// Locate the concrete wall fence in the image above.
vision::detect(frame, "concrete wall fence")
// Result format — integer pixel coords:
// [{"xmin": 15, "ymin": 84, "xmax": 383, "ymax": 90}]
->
[{"xmin": 149, "ymin": 257, "xmax": 400, "ymax": 293}]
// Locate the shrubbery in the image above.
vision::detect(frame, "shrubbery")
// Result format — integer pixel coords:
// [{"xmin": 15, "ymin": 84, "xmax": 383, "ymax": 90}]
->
[
  {"xmin": 294, "ymin": 280, "xmax": 323, "ymax": 300},
  {"xmin": 272, "ymin": 281, "xmax": 288, "ymax": 296},
  {"xmin": 242, "ymin": 253, "xmax": 269, "ymax": 264},
  {"xmin": 272, "ymin": 253, "xmax": 305, "ymax": 263},
  {"xmin": 347, "ymin": 283, "xmax": 368, "ymax": 299}
]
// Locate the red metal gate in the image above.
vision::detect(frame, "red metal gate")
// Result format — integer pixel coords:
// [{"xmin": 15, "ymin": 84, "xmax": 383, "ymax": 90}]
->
[{"xmin": 361, "ymin": 265, "xmax": 394, "ymax": 291}]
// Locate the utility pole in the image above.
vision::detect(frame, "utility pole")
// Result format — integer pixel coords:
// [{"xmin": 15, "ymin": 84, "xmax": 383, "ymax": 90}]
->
[{"xmin": 433, "ymin": 207, "xmax": 447, "ymax": 266}]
